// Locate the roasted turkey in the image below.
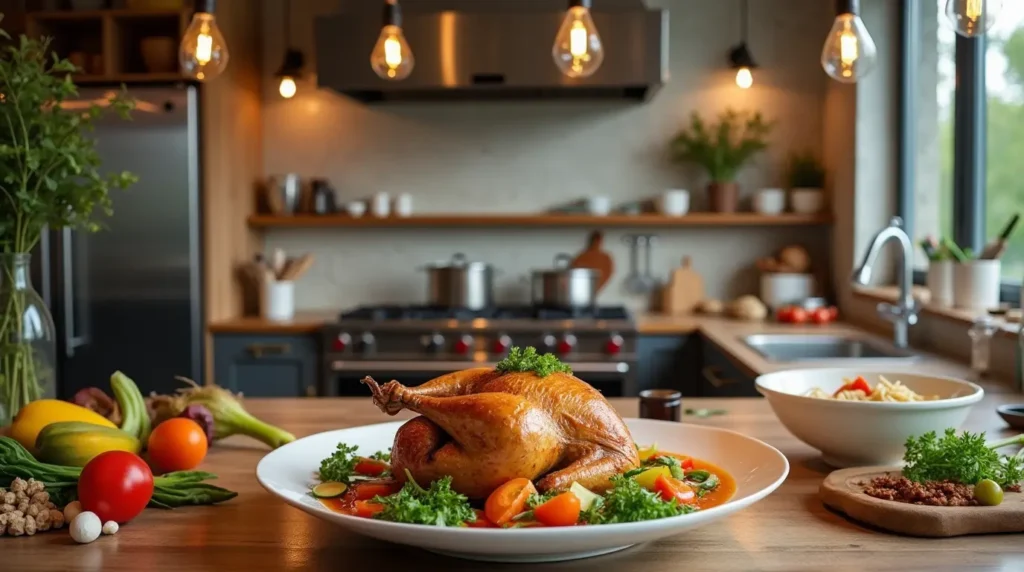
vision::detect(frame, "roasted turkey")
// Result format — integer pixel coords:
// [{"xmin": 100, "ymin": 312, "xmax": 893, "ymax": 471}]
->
[{"xmin": 362, "ymin": 367, "xmax": 640, "ymax": 499}]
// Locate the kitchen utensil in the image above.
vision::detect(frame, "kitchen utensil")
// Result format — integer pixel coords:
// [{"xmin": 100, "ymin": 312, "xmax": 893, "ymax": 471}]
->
[
  {"xmin": 639, "ymin": 389, "xmax": 682, "ymax": 421},
  {"xmin": 395, "ymin": 193, "xmax": 413, "ymax": 217},
  {"xmin": 281, "ymin": 254, "xmax": 315, "ymax": 281},
  {"xmin": 272, "ymin": 248, "xmax": 287, "ymax": 278},
  {"xmin": 622, "ymin": 235, "xmax": 650, "ymax": 295},
  {"xmin": 423, "ymin": 253, "xmax": 495, "ymax": 310},
  {"xmin": 790, "ymin": 189, "xmax": 825, "ymax": 214},
  {"xmin": 585, "ymin": 196, "xmax": 611, "ymax": 216},
  {"xmin": 346, "ymin": 201, "xmax": 367, "ymax": 218},
  {"xmin": 311, "ymin": 179, "xmax": 337, "ymax": 215},
  {"xmin": 256, "ymin": 419, "xmax": 789, "ymax": 563},
  {"xmin": 569, "ymin": 231, "xmax": 613, "ymax": 293},
  {"xmin": 759, "ymin": 273, "xmax": 815, "ymax": 309},
  {"xmin": 980, "ymin": 213, "xmax": 1020, "ymax": 259},
  {"xmin": 140, "ymin": 37, "xmax": 177, "ymax": 73},
  {"xmin": 267, "ymin": 174, "xmax": 303, "ymax": 214},
  {"xmin": 754, "ymin": 188, "xmax": 786, "ymax": 215},
  {"xmin": 531, "ymin": 254, "xmax": 600, "ymax": 309},
  {"xmin": 953, "ymin": 259, "xmax": 1001, "ymax": 310},
  {"xmin": 640, "ymin": 235, "xmax": 658, "ymax": 292},
  {"xmin": 821, "ymin": 466, "xmax": 1024, "ymax": 538},
  {"xmin": 372, "ymin": 192, "xmax": 391, "ymax": 217},
  {"xmin": 658, "ymin": 190, "xmax": 690, "ymax": 216},
  {"xmin": 661, "ymin": 257, "xmax": 705, "ymax": 316}
]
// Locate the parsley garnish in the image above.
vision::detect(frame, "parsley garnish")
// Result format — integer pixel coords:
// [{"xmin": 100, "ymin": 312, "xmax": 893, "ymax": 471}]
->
[
  {"xmin": 495, "ymin": 346, "xmax": 572, "ymax": 378},
  {"xmin": 582, "ymin": 475, "xmax": 695, "ymax": 524},
  {"xmin": 370, "ymin": 449, "xmax": 392, "ymax": 463},
  {"xmin": 903, "ymin": 429, "xmax": 1024, "ymax": 488},
  {"xmin": 373, "ymin": 472, "xmax": 475, "ymax": 527},
  {"xmin": 526, "ymin": 491, "xmax": 557, "ymax": 509},
  {"xmin": 319, "ymin": 443, "xmax": 359, "ymax": 483}
]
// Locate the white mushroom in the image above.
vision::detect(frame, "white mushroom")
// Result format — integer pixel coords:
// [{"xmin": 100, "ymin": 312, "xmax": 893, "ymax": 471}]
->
[
  {"xmin": 69, "ymin": 512, "xmax": 102, "ymax": 544},
  {"xmin": 102, "ymin": 521, "xmax": 119, "ymax": 535}
]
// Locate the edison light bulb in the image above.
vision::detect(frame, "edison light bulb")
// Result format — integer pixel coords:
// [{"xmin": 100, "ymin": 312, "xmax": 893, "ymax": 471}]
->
[
  {"xmin": 278, "ymin": 77, "xmax": 297, "ymax": 99},
  {"xmin": 179, "ymin": 12, "xmax": 229, "ymax": 81},
  {"xmin": 820, "ymin": 13, "xmax": 877, "ymax": 84},
  {"xmin": 735, "ymin": 67, "xmax": 753, "ymax": 89},
  {"xmin": 946, "ymin": 0, "xmax": 1003, "ymax": 37},
  {"xmin": 552, "ymin": 4, "xmax": 604, "ymax": 79},
  {"xmin": 371, "ymin": 25, "xmax": 414, "ymax": 81}
]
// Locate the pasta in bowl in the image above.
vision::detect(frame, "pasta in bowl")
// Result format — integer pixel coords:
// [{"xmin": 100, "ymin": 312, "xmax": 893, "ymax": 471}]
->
[{"xmin": 755, "ymin": 369, "xmax": 983, "ymax": 468}]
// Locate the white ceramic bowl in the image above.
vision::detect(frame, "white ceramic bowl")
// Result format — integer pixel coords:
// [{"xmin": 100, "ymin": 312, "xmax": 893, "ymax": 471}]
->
[
  {"xmin": 257, "ymin": 418, "xmax": 789, "ymax": 563},
  {"xmin": 755, "ymin": 369, "xmax": 983, "ymax": 468},
  {"xmin": 753, "ymin": 188, "xmax": 786, "ymax": 215},
  {"xmin": 790, "ymin": 188, "xmax": 825, "ymax": 214}
]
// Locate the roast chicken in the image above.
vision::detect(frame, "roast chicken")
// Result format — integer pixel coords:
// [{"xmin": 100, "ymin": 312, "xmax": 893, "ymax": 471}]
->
[{"xmin": 362, "ymin": 367, "xmax": 640, "ymax": 499}]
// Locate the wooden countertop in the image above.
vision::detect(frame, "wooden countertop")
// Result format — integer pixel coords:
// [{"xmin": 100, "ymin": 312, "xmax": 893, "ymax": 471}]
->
[{"xmin": 7, "ymin": 396, "xmax": 1024, "ymax": 570}]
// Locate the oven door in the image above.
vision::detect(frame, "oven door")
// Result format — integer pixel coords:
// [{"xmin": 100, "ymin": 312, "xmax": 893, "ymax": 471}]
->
[{"xmin": 323, "ymin": 360, "xmax": 632, "ymax": 398}]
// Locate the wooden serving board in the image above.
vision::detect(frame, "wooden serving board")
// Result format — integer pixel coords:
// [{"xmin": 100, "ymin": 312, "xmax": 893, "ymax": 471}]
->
[
  {"xmin": 570, "ymin": 231, "xmax": 614, "ymax": 293},
  {"xmin": 820, "ymin": 466, "xmax": 1024, "ymax": 537}
]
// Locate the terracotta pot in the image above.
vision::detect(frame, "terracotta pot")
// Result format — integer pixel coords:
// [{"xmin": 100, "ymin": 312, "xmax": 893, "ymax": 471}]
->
[{"xmin": 708, "ymin": 181, "xmax": 739, "ymax": 213}]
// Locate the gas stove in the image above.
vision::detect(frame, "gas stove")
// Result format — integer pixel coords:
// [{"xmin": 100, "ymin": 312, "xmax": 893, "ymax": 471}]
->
[{"xmin": 320, "ymin": 304, "xmax": 637, "ymax": 397}]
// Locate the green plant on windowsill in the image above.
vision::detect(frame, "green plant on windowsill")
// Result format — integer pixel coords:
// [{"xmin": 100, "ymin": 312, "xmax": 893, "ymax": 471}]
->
[{"xmin": 0, "ymin": 22, "xmax": 137, "ymax": 424}]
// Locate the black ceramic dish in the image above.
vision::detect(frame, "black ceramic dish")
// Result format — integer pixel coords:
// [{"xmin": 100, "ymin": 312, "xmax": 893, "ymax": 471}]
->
[{"xmin": 996, "ymin": 404, "xmax": 1024, "ymax": 430}]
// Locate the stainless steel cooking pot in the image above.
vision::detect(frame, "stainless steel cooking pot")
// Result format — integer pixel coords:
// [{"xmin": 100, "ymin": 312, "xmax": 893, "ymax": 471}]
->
[
  {"xmin": 422, "ymin": 253, "xmax": 495, "ymax": 310},
  {"xmin": 531, "ymin": 254, "xmax": 600, "ymax": 309}
]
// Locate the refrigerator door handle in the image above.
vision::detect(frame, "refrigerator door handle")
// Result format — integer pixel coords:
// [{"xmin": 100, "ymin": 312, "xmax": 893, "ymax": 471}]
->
[{"xmin": 62, "ymin": 228, "xmax": 88, "ymax": 357}]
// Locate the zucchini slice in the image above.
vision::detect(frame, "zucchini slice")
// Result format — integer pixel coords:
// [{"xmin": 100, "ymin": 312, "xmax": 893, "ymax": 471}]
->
[{"xmin": 312, "ymin": 481, "xmax": 348, "ymax": 499}]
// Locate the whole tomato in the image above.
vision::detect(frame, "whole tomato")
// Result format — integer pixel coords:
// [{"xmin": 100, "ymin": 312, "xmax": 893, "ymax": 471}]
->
[
  {"xmin": 776, "ymin": 306, "xmax": 795, "ymax": 323},
  {"xmin": 790, "ymin": 307, "xmax": 809, "ymax": 324},
  {"xmin": 79, "ymin": 451, "xmax": 154, "ymax": 523},
  {"xmin": 828, "ymin": 305, "xmax": 840, "ymax": 320},
  {"xmin": 148, "ymin": 418, "xmax": 209, "ymax": 474},
  {"xmin": 811, "ymin": 307, "xmax": 833, "ymax": 324}
]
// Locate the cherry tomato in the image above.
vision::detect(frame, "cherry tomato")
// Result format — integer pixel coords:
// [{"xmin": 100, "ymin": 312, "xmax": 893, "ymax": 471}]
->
[
  {"xmin": 353, "ymin": 457, "xmax": 390, "ymax": 476},
  {"xmin": 828, "ymin": 306, "xmax": 840, "ymax": 320},
  {"xmin": 78, "ymin": 451, "xmax": 154, "ymax": 524},
  {"xmin": 464, "ymin": 508, "xmax": 498, "ymax": 528},
  {"xmin": 485, "ymin": 478, "xmax": 537, "ymax": 526},
  {"xmin": 533, "ymin": 492, "xmax": 581, "ymax": 527},
  {"xmin": 776, "ymin": 306, "xmax": 795, "ymax": 323},
  {"xmin": 790, "ymin": 307, "xmax": 809, "ymax": 324},
  {"xmin": 811, "ymin": 307, "xmax": 833, "ymax": 324},
  {"xmin": 147, "ymin": 418, "xmax": 208, "ymax": 474},
  {"xmin": 655, "ymin": 455, "xmax": 694, "ymax": 470},
  {"xmin": 834, "ymin": 376, "xmax": 872, "ymax": 397},
  {"xmin": 653, "ymin": 474, "xmax": 696, "ymax": 504},
  {"xmin": 350, "ymin": 481, "xmax": 402, "ymax": 500},
  {"xmin": 353, "ymin": 500, "xmax": 384, "ymax": 518}
]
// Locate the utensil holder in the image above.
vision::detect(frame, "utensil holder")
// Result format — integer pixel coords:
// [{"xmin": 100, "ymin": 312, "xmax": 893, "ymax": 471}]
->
[
  {"xmin": 926, "ymin": 260, "xmax": 954, "ymax": 307},
  {"xmin": 266, "ymin": 281, "xmax": 296, "ymax": 321},
  {"xmin": 953, "ymin": 260, "xmax": 1001, "ymax": 310}
]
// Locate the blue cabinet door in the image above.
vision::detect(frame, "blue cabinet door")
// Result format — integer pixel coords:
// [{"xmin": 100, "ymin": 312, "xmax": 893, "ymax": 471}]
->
[
  {"xmin": 699, "ymin": 341, "xmax": 760, "ymax": 398},
  {"xmin": 213, "ymin": 334, "xmax": 319, "ymax": 398},
  {"xmin": 635, "ymin": 335, "xmax": 702, "ymax": 397}
]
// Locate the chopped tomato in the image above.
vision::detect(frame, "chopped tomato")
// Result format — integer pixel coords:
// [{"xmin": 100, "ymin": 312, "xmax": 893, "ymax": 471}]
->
[
  {"xmin": 827, "ymin": 305, "xmax": 840, "ymax": 320},
  {"xmin": 776, "ymin": 306, "xmax": 796, "ymax": 323},
  {"xmin": 834, "ymin": 376, "xmax": 872, "ymax": 397},
  {"xmin": 353, "ymin": 457, "xmax": 390, "ymax": 476},
  {"xmin": 350, "ymin": 481, "xmax": 401, "ymax": 500},
  {"xmin": 485, "ymin": 478, "xmax": 537, "ymax": 526},
  {"xmin": 465, "ymin": 508, "xmax": 497, "ymax": 528},
  {"xmin": 533, "ymin": 492, "xmax": 582, "ymax": 527},
  {"xmin": 353, "ymin": 500, "xmax": 385, "ymax": 518},
  {"xmin": 654, "ymin": 474, "xmax": 696, "ymax": 504}
]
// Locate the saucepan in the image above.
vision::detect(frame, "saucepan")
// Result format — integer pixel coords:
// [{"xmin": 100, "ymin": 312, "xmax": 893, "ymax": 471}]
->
[
  {"xmin": 422, "ymin": 253, "xmax": 495, "ymax": 310},
  {"xmin": 530, "ymin": 254, "xmax": 600, "ymax": 309}
]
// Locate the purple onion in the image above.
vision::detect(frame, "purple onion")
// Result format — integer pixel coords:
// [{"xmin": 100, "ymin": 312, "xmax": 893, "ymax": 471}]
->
[{"xmin": 178, "ymin": 404, "xmax": 215, "ymax": 444}]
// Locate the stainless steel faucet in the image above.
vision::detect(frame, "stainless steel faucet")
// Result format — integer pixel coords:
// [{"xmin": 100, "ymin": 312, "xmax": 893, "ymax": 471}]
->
[{"xmin": 852, "ymin": 216, "xmax": 919, "ymax": 348}]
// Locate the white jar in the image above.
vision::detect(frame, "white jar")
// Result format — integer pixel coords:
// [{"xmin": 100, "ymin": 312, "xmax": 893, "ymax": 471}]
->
[
  {"xmin": 394, "ymin": 193, "xmax": 413, "ymax": 217},
  {"xmin": 266, "ymin": 281, "xmax": 296, "ymax": 321},
  {"xmin": 926, "ymin": 260, "xmax": 954, "ymax": 307},
  {"xmin": 371, "ymin": 192, "xmax": 390, "ymax": 218}
]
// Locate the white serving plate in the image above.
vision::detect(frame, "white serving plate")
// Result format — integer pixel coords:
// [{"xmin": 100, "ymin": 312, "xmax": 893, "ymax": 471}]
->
[
  {"xmin": 256, "ymin": 418, "xmax": 789, "ymax": 563},
  {"xmin": 756, "ymin": 368, "xmax": 984, "ymax": 468}
]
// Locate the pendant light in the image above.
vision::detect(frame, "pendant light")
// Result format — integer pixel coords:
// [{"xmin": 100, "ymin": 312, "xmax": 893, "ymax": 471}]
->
[
  {"xmin": 179, "ymin": 0, "xmax": 229, "ymax": 81},
  {"xmin": 274, "ymin": 0, "xmax": 304, "ymax": 98},
  {"xmin": 820, "ymin": 0, "xmax": 877, "ymax": 84},
  {"xmin": 945, "ymin": 0, "xmax": 1003, "ymax": 38},
  {"xmin": 728, "ymin": 0, "xmax": 757, "ymax": 89},
  {"xmin": 370, "ymin": 0, "xmax": 415, "ymax": 81},
  {"xmin": 552, "ymin": 0, "xmax": 605, "ymax": 79}
]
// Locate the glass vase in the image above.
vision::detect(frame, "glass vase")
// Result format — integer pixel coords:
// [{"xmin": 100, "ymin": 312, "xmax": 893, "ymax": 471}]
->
[{"xmin": 0, "ymin": 253, "xmax": 56, "ymax": 426}]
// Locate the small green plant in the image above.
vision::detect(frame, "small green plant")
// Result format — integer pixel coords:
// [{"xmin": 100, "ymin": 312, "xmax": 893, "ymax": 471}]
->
[
  {"xmin": 786, "ymin": 151, "xmax": 826, "ymax": 189},
  {"xmin": 669, "ymin": 109, "xmax": 774, "ymax": 183}
]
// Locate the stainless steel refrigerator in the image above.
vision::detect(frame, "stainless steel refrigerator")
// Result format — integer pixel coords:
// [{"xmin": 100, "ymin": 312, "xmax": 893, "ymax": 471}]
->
[{"xmin": 32, "ymin": 85, "xmax": 204, "ymax": 398}]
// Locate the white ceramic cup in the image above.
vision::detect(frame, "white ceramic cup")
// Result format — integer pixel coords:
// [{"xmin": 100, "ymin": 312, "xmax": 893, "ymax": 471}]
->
[
  {"xmin": 346, "ymin": 201, "xmax": 367, "ymax": 218},
  {"xmin": 953, "ymin": 259, "xmax": 1001, "ymax": 310},
  {"xmin": 754, "ymin": 188, "xmax": 786, "ymax": 215},
  {"xmin": 266, "ymin": 281, "xmax": 295, "ymax": 321},
  {"xmin": 760, "ymin": 273, "xmax": 815, "ymax": 309},
  {"xmin": 394, "ymin": 193, "xmax": 413, "ymax": 217},
  {"xmin": 659, "ymin": 189, "xmax": 690, "ymax": 216},
  {"xmin": 926, "ymin": 260, "xmax": 954, "ymax": 307},
  {"xmin": 790, "ymin": 188, "xmax": 825, "ymax": 214},
  {"xmin": 586, "ymin": 196, "xmax": 611, "ymax": 216},
  {"xmin": 371, "ymin": 192, "xmax": 390, "ymax": 217}
]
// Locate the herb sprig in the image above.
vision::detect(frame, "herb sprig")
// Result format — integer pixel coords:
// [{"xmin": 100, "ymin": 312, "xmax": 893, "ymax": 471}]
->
[
  {"xmin": 318, "ymin": 443, "xmax": 391, "ymax": 484},
  {"xmin": 496, "ymin": 346, "xmax": 572, "ymax": 378},
  {"xmin": 902, "ymin": 429, "xmax": 1024, "ymax": 488},
  {"xmin": 373, "ymin": 471, "xmax": 475, "ymax": 526},
  {"xmin": 582, "ymin": 475, "xmax": 695, "ymax": 524}
]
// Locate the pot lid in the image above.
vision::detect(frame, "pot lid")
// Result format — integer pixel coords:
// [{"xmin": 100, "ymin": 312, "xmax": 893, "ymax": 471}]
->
[{"xmin": 422, "ymin": 253, "xmax": 492, "ymax": 270}]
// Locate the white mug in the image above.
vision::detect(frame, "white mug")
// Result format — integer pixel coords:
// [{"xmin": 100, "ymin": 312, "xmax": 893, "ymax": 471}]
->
[
  {"xmin": 660, "ymin": 189, "xmax": 690, "ymax": 216},
  {"xmin": 754, "ymin": 188, "xmax": 786, "ymax": 215},
  {"xmin": 346, "ymin": 201, "xmax": 367, "ymax": 218},
  {"xmin": 953, "ymin": 260, "xmax": 1001, "ymax": 310},
  {"xmin": 394, "ymin": 193, "xmax": 413, "ymax": 217},
  {"xmin": 586, "ymin": 196, "xmax": 611, "ymax": 216},
  {"xmin": 266, "ymin": 281, "xmax": 295, "ymax": 321},
  {"xmin": 371, "ymin": 192, "xmax": 390, "ymax": 217}
]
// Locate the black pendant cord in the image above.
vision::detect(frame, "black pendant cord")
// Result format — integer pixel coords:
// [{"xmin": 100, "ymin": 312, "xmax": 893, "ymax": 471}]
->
[
  {"xmin": 740, "ymin": 0, "xmax": 748, "ymax": 43},
  {"xmin": 383, "ymin": 0, "xmax": 403, "ymax": 28},
  {"xmin": 283, "ymin": 0, "xmax": 291, "ymax": 49},
  {"xmin": 836, "ymin": 0, "xmax": 859, "ymax": 16},
  {"xmin": 196, "ymin": 0, "xmax": 215, "ymax": 15}
]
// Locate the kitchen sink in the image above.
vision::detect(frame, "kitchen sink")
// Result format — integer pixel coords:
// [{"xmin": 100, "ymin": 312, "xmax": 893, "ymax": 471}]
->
[{"xmin": 741, "ymin": 334, "xmax": 918, "ymax": 363}]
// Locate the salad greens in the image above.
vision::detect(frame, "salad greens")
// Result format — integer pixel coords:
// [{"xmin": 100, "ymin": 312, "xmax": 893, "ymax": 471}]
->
[
  {"xmin": 582, "ymin": 475, "xmax": 695, "ymax": 524},
  {"xmin": 903, "ymin": 429, "xmax": 1024, "ymax": 488},
  {"xmin": 373, "ymin": 471, "xmax": 475, "ymax": 526}
]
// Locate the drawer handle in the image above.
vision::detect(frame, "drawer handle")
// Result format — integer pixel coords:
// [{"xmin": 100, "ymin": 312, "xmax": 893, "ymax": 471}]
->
[
  {"xmin": 248, "ymin": 343, "xmax": 291, "ymax": 358},
  {"xmin": 702, "ymin": 366, "xmax": 738, "ymax": 388}
]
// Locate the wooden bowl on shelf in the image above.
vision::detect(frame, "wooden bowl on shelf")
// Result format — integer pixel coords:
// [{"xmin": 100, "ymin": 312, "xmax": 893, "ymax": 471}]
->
[{"xmin": 140, "ymin": 36, "xmax": 177, "ymax": 73}]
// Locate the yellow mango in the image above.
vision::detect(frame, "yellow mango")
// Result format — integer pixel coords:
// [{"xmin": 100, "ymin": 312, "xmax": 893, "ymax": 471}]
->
[{"xmin": 10, "ymin": 399, "xmax": 118, "ymax": 453}]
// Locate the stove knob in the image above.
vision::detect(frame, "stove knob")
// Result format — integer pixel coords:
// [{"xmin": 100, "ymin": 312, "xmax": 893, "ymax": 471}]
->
[
  {"xmin": 557, "ymin": 334, "xmax": 577, "ymax": 355},
  {"xmin": 605, "ymin": 334, "xmax": 624, "ymax": 355},
  {"xmin": 357, "ymin": 332, "xmax": 376, "ymax": 353},
  {"xmin": 454, "ymin": 335, "xmax": 473, "ymax": 355},
  {"xmin": 331, "ymin": 332, "xmax": 352, "ymax": 352},
  {"xmin": 492, "ymin": 334, "xmax": 512, "ymax": 354},
  {"xmin": 422, "ymin": 333, "xmax": 445, "ymax": 352},
  {"xmin": 541, "ymin": 334, "xmax": 557, "ymax": 350}
]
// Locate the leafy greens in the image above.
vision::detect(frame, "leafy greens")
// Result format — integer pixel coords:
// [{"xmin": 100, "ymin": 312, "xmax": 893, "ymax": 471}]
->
[
  {"xmin": 902, "ymin": 429, "xmax": 1024, "ymax": 488},
  {"xmin": 373, "ymin": 473, "xmax": 475, "ymax": 527},
  {"xmin": 319, "ymin": 443, "xmax": 392, "ymax": 483},
  {"xmin": 582, "ymin": 475, "xmax": 695, "ymax": 524},
  {"xmin": 496, "ymin": 347, "xmax": 572, "ymax": 378}
]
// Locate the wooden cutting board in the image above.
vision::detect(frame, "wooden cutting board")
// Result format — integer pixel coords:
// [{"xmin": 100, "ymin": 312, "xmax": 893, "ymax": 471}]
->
[
  {"xmin": 661, "ymin": 256, "xmax": 704, "ymax": 315},
  {"xmin": 820, "ymin": 466, "xmax": 1024, "ymax": 537},
  {"xmin": 570, "ymin": 231, "xmax": 614, "ymax": 293}
]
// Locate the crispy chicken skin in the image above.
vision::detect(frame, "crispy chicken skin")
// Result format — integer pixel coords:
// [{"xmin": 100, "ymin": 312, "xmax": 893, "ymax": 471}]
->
[{"xmin": 362, "ymin": 367, "xmax": 640, "ymax": 499}]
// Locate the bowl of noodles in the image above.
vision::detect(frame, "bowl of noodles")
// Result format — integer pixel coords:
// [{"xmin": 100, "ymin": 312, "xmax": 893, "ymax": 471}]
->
[{"xmin": 755, "ymin": 369, "xmax": 983, "ymax": 468}]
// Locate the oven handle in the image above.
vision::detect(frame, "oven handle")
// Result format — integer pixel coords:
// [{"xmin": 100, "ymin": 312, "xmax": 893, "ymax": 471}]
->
[{"xmin": 330, "ymin": 360, "xmax": 630, "ymax": 374}]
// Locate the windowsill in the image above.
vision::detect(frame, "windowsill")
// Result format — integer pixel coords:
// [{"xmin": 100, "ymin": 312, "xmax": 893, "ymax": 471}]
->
[{"xmin": 852, "ymin": 285, "xmax": 1021, "ymax": 338}]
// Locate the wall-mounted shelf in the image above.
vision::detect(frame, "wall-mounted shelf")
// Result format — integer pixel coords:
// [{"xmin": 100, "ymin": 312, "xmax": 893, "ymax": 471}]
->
[{"xmin": 248, "ymin": 213, "xmax": 834, "ymax": 229}]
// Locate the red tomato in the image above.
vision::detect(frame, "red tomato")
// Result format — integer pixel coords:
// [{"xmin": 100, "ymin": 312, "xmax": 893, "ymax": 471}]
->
[
  {"xmin": 828, "ymin": 306, "xmax": 840, "ymax": 320},
  {"xmin": 653, "ymin": 474, "xmax": 696, "ymax": 504},
  {"xmin": 654, "ymin": 455, "xmax": 694, "ymax": 470},
  {"xmin": 148, "ymin": 418, "xmax": 208, "ymax": 474},
  {"xmin": 353, "ymin": 457, "xmax": 390, "ymax": 476},
  {"xmin": 811, "ymin": 307, "xmax": 833, "ymax": 324},
  {"xmin": 833, "ymin": 376, "xmax": 872, "ymax": 397},
  {"xmin": 533, "ymin": 492, "xmax": 581, "ymax": 527},
  {"xmin": 776, "ymin": 306, "xmax": 795, "ymax": 323},
  {"xmin": 789, "ymin": 308, "xmax": 809, "ymax": 324},
  {"xmin": 350, "ymin": 481, "xmax": 402, "ymax": 500},
  {"xmin": 78, "ymin": 451, "xmax": 154, "ymax": 524}
]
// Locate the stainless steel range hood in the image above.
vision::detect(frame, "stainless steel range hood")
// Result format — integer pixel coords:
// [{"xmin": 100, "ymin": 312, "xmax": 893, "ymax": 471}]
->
[{"xmin": 314, "ymin": 0, "xmax": 668, "ymax": 103}]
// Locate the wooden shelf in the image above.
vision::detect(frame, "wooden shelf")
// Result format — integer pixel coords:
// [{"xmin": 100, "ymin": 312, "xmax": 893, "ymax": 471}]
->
[
  {"xmin": 248, "ymin": 213, "xmax": 834, "ymax": 229},
  {"xmin": 27, "ymin": 9, "xmax": 184, "ymax": 21},
  {"xmin": 74, "ymin": 72, "xmax": 187, "ymax": 84}
]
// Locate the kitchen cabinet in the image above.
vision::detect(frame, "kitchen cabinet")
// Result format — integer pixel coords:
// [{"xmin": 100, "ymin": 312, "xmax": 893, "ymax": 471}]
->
[
  {"xmin": 699, "ymin": 341, "xmax": 761, "ymax": 398},
  {"xmin": 635, "ymin": 335, "xmax": 702, "ymax": 397},
  {"xmin": 212, "ymin": 334, "xmax": 319, "ymax": 398}
]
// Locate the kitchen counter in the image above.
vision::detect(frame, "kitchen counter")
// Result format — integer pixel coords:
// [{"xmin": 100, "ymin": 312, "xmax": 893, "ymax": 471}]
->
[
  {"xmin": 207, "ymin": 310, "xmax": 336, "ymax": 334},
  {"xmin": 7, "ymin": 396, "xmax": 1024, "ymax": 571}
]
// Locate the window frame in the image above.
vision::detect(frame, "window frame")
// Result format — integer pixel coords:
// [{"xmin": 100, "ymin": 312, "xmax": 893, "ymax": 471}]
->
[{"xmin": 900, "ymin": 0, "xmax": 1020, "ymax": 305}]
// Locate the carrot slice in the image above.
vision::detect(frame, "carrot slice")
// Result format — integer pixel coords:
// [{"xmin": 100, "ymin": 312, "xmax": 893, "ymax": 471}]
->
[
  {"xmin": 484, "ymin": 478, "xmax": 537, "ymax": 526},
  {"xmin": 353, "ymin": 500, "xmax": 384, "ymax": 518},
  {"xmin": 654, "ymin": 474, "xmax": 696, "ymax": 504},
  {"xmin": 351, "ymin": 481, "xmax": 401, "ymax": 500},
  {"xmin": 533, "ymin": 492, "xmax": 582, "ymax": 527},
  {"xmin": 353, "ymin": 457, "xmax": 390, "ymax": 476}
]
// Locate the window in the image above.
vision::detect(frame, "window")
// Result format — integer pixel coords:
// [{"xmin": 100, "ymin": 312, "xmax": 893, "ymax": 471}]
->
[{"xmin": 903, "ymin": 0, "xmax": 1023, "ymax": 302}]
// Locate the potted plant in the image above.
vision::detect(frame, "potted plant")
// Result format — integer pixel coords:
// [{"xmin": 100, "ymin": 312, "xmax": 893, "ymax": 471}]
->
[
  {"xmin": 0, "ymin": 26, "xmax": 136, "ymax": 425},
  {"xmin": 786, "ymin": 151, "xmax": 826, "ymax": 214},
  {"xmin": 669, "ymin": 109, "xmax": 774, "ymax": 213}
]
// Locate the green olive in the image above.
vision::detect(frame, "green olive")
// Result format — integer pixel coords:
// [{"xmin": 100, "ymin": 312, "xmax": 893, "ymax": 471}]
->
[{"xmin": 974, "ymin": 479, "xmax": 1004, "ymax": 506}]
